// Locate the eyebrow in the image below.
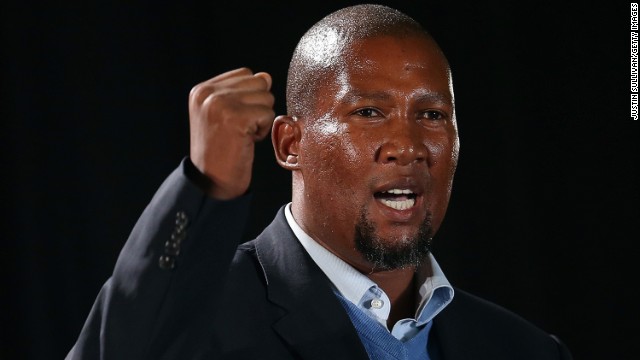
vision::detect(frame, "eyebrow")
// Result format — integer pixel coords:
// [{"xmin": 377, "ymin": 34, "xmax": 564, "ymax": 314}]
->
[{"xmin": 340, "ymin": 90, "xmax": 452, "ymax": 105}]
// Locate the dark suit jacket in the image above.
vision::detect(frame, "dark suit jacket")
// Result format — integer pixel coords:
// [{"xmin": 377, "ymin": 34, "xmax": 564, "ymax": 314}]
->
[{"xmin": 67, "ymin": 160, "xmax": 572, "ymax": 360}]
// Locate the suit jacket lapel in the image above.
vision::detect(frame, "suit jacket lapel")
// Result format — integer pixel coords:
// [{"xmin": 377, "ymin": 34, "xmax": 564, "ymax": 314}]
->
[
  {"xmin": 429, "ymin": 315, "xmax": 456, "ymax": 360},
  {"xmin": 254, "ymin": 206, "xmax": 369, "ymax": 360},
  {"xmin": 428, "ymin": 290, "xmax": 490, "ymax": 360}
]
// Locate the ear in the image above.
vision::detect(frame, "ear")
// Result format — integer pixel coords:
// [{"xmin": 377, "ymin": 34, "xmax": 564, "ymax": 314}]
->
[{"xmin": 271, "ymin": 115, "xmax": 300, "ymax": 170}]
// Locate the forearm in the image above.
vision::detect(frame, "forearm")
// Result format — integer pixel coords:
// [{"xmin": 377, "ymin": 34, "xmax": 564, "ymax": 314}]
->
[{"xmin": 67, "ymin": 158, "xmax": 252, "ymax": 360}]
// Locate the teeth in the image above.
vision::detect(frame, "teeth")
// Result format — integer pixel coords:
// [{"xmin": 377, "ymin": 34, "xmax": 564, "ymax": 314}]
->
[
  {"xmin": 380, "ymin": 198, "xmax": 415, "ymax": 210},
  {"xmin": 384, "ymin": 189, "xmax": 413, "ymax": 194}
]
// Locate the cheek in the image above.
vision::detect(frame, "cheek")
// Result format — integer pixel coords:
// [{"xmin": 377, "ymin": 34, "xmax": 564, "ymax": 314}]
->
[
  {"xmin": 304, "ymin": 124, "xmax": 369, "ymax": 181},
  {"xmin": 427, "ymin": 131, "xmax": 458, "ymax": 172},
  {"xmin": 303, "ymin": 122, "xmax": 344, "ymax": 178},
  {"xmin": 300, "ymin": 125, "xmax": 374, "ymax": 219},
  {"xmin": 426, "ymin": 133, "xmax": 459, "ymax": 227},
  {"xmin": 336, "ymin": 132, "xmax": 371, "ymax": 178}
]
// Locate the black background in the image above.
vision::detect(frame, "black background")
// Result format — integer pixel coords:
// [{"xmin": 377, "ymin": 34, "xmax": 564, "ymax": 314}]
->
[{"xmin": 1, "ymin": 1, "xmax": 636, "ymax": 359}]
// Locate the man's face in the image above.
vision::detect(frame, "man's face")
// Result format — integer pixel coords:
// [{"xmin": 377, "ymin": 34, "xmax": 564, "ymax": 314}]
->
[{"xmin": 293, "ymin": 34, "xmax": 459, "ymax": 272}]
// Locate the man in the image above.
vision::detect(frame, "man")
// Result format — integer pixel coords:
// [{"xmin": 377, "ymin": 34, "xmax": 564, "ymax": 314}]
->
[{"xmin": 67, "ymin": 4, "xmax": 572, "ymax": 359}]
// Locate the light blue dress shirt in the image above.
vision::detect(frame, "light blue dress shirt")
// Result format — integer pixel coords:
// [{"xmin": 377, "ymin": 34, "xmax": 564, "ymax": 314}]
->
[{"xmin": 284, "ymin": 203, "xmax": 454, "ymax": 342}]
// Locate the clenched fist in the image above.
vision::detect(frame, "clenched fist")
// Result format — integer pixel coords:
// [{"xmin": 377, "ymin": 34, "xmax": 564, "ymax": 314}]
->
[{"xmin": 188, "ymin": 67, "xmax": 275, "ymax": 200}]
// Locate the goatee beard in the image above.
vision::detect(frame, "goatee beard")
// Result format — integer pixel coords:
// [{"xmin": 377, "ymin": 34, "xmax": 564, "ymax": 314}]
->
[{"xmin": 354, "ymin": 209, "xmax": 433, "ymax": 271}]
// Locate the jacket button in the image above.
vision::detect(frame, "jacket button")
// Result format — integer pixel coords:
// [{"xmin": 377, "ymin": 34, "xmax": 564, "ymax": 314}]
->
[
  {"xmin": 158, "ymin": 254, "xmax": 176, "ymax": 270},
  {"xmin": 175, "ymin": 211, "xmax": 189, "ymax": 226},
  {"xmin": 171, "ymin": 230, "xmax": 186, "ymax": 243},
  {"xmin": 165, "ymin": 240, "xmax": 180, "ymax": 256}
]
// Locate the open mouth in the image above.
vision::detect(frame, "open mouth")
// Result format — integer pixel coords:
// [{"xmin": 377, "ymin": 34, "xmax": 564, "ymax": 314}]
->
[{"xmin": 374, "ymin": 189, "xmax": 418, "ymax": 211}]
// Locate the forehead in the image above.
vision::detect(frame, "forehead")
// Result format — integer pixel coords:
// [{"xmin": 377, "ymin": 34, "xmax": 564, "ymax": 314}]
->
[
  {"xmin": 332, "ymin": 35, "xmax": 453, "ymax": 99},
  {"xmin": 345, "ymin": 35, "xmax": 448, "ymax": 78}
]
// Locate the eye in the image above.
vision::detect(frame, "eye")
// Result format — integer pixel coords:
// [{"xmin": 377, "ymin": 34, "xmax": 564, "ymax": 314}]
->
[
  {"xmin": 354, "ymin": 108, "xmax": 382, "ymax": 118},
  {"xmin": 421, "ymin": 110, "xmax": 446, "ymax": 121}
]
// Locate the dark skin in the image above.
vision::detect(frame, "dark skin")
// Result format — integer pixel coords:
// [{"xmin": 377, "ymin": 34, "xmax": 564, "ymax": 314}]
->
[
  {"xmin": 190, "ymin": 34, "xmax": 459, "ymax": 327},
  {"xmin": 188, "ymin": 68, "xmax": 274, "ymax": 200}
]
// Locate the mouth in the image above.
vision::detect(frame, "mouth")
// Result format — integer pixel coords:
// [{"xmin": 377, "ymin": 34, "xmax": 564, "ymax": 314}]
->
[
  {"xmin": 373, "ymin": 188, "xmax": 418, "ymax": 211},
  {"xmin": 371, "ymin": 177, "xmax": 426, "ymax": 222}
]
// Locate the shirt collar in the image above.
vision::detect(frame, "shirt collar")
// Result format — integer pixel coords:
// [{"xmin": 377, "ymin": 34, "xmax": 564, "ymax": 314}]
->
[{"xmin": 284, "ymin": 203, "xmax": 454, "ymax": 326}]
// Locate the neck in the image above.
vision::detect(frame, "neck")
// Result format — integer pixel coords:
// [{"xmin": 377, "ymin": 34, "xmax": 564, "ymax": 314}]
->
[{"xmin": 367, "ymin": 267, "xmax": 416, "ymax": 327}]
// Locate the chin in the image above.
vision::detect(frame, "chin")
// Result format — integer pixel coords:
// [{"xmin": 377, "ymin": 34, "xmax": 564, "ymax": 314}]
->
[{"xmin": 355, "ymin": 209, "xmax": 433, "ymax": 271}]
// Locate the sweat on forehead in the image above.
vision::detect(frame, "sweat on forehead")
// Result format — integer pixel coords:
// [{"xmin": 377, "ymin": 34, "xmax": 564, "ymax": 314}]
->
[{"xmin": 286, "ymin": 4, "xmax": 435, "ymax": 117}]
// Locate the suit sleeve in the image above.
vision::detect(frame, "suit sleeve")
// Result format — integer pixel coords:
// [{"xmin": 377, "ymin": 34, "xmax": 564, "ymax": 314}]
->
[
  {"xmin": 66, "ymin": 158, "xmax": 252, "ymax": 360},
  {"xmin": 551, "ymin": 334, "xmax": 574, "ymax": 360}
]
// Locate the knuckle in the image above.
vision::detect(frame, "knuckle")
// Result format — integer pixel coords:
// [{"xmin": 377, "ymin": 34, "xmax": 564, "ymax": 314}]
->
[
  {"xmin": 203, "ymin": 91, "xmax": 229, "ymax": 109},
  {"xmin": 189, "ymin": 85, "xmax": 207, "ymax": 104},
  {"xmin": 189, "ymin": 83, "xmax": 203, "ymax": 98},
  {"xmin": 237, "ymin": 67, "xmax": 252, "ymax": 75},
  {"xmin": 190, "ymin": 84, "xmax": 220, "ymax": 106}
]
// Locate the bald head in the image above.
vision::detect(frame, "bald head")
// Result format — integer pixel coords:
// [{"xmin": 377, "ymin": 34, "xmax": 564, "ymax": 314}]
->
[{"xmin": 286, "ymin": 4, "xmax": 445, "ymax": 117}]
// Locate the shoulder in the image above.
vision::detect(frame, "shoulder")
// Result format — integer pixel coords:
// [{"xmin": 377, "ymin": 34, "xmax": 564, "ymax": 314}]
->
[
  {"xmin": 225, "ymin": 240, "xmax": 264, "ymax": 283},
  {"xmin": 445, "ymin": 288, "xmax": 542, "ymax": 331},
  {"xmin": 432, "ymin": 288, "xmax": 572, "ymax": 359}
]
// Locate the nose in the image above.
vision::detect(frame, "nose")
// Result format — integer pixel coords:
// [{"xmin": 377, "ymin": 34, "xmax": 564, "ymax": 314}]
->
[{"xmin": 376, "ymin": 120, "xmax": 428, "ymax": 166}]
